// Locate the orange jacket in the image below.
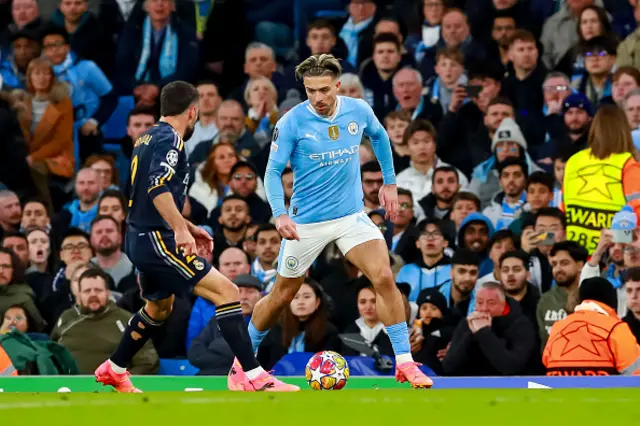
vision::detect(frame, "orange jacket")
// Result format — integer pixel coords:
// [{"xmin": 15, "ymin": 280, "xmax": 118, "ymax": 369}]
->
[
  {"xmin": 543, "ymin": 300, "xmax": 640, "ymax": 376},
  {"xmin": 0, "ymin": 344, "xmax": 17, "ymax": 376}
]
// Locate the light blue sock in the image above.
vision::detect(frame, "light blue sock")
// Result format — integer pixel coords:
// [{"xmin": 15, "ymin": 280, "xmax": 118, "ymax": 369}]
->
[
  {"xmin": 386, "ymin": 322, "xmax": 411, "ymax": 356},
  {"xmin": 248, "ymin": 321, "xmax": 269, "ymax": 354}
]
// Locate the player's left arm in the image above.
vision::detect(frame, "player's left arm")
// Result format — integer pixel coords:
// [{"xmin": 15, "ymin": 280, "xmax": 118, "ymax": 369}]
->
[{"xmin": 360, "ymin": 100, "xmax": 398, "ymax": 220}]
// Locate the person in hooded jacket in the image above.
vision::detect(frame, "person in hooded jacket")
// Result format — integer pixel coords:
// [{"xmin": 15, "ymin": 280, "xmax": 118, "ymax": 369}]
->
[{"xmin": 456, "ymin": 212, "xmax": 495, "ymax": 277}]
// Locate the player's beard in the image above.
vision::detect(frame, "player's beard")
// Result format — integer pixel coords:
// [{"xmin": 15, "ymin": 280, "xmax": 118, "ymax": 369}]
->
[{"xmin": 183, "ymin": 123, "xmax": 196, "ymax": 141}]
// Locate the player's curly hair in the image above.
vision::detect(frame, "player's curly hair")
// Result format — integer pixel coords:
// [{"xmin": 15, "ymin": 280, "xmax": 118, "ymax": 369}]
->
[{"xmin": 294, "ymin": 54, "xmax": 343, "ymax": 81}]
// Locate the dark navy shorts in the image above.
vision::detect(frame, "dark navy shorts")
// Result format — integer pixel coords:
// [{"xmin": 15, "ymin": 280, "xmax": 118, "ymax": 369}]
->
[{"xmin": 125, "ymin": 230, "xmax": 212, "ymax": 301}]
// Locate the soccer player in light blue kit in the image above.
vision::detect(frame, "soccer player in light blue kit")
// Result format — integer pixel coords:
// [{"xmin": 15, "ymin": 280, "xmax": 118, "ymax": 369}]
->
[{"xmin": 228, "ymin": 54, "xmax": 433, "ymax": 389}]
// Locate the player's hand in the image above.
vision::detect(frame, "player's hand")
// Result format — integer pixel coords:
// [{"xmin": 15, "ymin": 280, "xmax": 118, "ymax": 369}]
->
[
  {"xmin": 379, "ymin": 184, "xmax": 399, "ymax": 222},
  {"xmin": 175, "ymin": 228, "xmax": 197, "ymax": 257},
  {"xmin": 275, "ymin": 214, "xmax": 300, "ymax": 241},
  {"xmin": 189, "ymin": 224, "xmax": 214, "ymax": 254}
]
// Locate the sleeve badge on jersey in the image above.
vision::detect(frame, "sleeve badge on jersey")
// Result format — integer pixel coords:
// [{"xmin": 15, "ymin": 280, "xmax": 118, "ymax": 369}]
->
[
  {"xmin": 193, "ymin": 259, "xmax": 205, "ymax": 271},
  {"xmin": 348, "ymin": 121, "xmax": 359, "ymax": 135},
  {"xmin": 166, "ymin": 149, "xmax": 179, "ymax": 167},
  {"xmin": 271, "ymin": 142, "xmax": 279, "ymax": 152},
  {"xmin": 273, "ymin": 127, "xmax": 279, "ymax": 141}
]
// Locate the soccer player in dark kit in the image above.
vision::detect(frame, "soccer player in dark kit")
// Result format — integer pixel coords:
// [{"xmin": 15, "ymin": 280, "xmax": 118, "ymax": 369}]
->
[{"xmin": 94, "ymin": 81, "xmax": 298, "ymax": 392}]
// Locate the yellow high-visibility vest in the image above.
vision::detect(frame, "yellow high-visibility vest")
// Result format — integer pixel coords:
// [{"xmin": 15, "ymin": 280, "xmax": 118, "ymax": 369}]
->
[{"xmin": 563, "ymin": 148, "xmax": 631, "ymax": 253}]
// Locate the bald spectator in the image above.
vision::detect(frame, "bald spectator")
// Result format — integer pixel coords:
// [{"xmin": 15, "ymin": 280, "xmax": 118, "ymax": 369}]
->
[
  {"xmin": 0, "ymin": 191, "xmax": 22, "ymax": 240},
  {"xmin": 0, "ymin": 0, "xmax": 45, "ymax": 52},
  {"xmin": 228, "ymin": 43, "xmax": 290, "ymax": 108},
  {"xmin": 392, "ymin": 68, "xmax": 425, "ymax": 120},
  {"xmin": 54, "ymin": 168, "xmax": 100, "ymax": 235},
  {"xmin": 186, "ymin": 247, "xmax": 251, "ymax": 351},
  {"xmin": 185, "ymin": 81, "xmax": 222, "ymax": 158},
  {"xmin": 114, "ymin": 0, "xmax": 199, "ymax": 100},
  {"xmin": 188, "ymin": 100, "xmax": 260, "ymax": 166},
  {"xmin": 339, "ymin": 0, "xmax": 379, "ymax": 69}
]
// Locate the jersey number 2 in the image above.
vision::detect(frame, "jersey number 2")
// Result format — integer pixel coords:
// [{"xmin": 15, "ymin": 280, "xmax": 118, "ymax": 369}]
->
[{"xmin": 128, "ymin": 155, "xmax": 139, "ymax": 207}]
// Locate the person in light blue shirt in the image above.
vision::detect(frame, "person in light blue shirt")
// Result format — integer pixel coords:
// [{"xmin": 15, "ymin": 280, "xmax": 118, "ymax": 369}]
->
[{"xmin": 240, "ymin": 53, "xmax": 433, "ymax": 389}]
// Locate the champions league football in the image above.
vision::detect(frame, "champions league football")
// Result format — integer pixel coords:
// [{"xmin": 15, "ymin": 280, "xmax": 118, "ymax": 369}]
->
[{"xmin": 305, "ymin": 351, "xmax": 350, "ymax": 390}]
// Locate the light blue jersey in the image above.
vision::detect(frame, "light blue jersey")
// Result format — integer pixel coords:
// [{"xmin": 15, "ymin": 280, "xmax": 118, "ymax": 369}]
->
[{"xmin": 264, "ymin": 96, "xmax": 396, "ymax": 224}]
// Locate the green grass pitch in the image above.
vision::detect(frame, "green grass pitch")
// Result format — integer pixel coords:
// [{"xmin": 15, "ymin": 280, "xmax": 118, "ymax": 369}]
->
[{"xmin": 1, "ymin": 389, "xmax": 639, "ymax": 425}]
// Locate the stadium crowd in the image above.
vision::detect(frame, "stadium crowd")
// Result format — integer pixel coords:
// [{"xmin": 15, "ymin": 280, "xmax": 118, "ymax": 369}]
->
[{"xmin": 2, "ymin": 0, "xmax": 640, "ymax": 378}]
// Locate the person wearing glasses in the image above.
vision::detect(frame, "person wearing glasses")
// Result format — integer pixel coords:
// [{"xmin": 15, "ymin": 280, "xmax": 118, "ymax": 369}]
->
[{"xmin": 572, "ymin": 36, "xmax": 618, "ymax": 107}]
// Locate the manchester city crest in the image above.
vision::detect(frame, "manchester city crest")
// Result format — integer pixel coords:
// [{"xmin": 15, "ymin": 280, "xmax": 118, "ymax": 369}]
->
[
  {"xmin": 348, "ymin": 121, "xmax": 359, "ymax": 135},
  {"xmin": 285, "ymin": 256, "xmax": 299, "ymax": 270}
]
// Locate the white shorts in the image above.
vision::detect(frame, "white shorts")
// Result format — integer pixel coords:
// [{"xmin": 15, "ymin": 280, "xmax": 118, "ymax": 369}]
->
[{"xmin": 277, "ymin": 211, "xmax": 385, "ymax": 278}]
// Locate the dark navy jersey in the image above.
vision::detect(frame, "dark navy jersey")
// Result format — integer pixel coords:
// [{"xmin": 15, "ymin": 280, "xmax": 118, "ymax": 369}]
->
[{"xmin": 126, "ymin": 122, "xmax": 190, "ymax": 232}]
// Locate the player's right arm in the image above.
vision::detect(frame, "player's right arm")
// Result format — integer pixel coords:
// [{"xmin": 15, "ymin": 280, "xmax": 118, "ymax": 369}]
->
[
  {"xmin": 264, "ymin": 111, "xmax": 299, "ymax": 240},
  {"xmin": 146, "ymin": 138, "xmax": 197, "ymax": 255}
]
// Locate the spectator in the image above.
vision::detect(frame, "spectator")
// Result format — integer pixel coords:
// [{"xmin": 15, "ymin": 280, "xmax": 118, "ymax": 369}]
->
[
  {"xmin": 97, "ymin": 189, "xmax": 127, "ymax": 227},
  {"xmin": 625, "ymin": 89, "xmax": 640, "ymax": 134},
  {"xmin": 552, "ymin": 92, "xmax": 594, "ymax": 158},
  {"xmin": 188, "ymin": 100, "xmax": 260, "ymax": 166},
  {"xmin": 489, "ymin": 14, "xmax": 516, "ymax": 68},
  {"xmin": 438, "ymin": 248, "xmax": 481, "ymax": 321},
  {"xmin": 50, "ymin": 0, "xmax": 114, "ymax": 75},
  {"xmin": 0, "ymin": 304, "xmax": 31, "ymax": 334},
  {"xmin": 0, "ymin": 31, "xmax": 40, "ymax": 90},
  {"xmin": 339, "ymin": 0, "xmax": 378, "ymax": 69},
  {"xmin": 416, "ymin": 166, "xmax": 461, "ymax": 227},
  {"xmin": 450, "ymin": 192, "xmax": 481, "ymax": 232},
  {"xmin": 442, "ymin": 281, "xmax": 539, "ymax": 376},
  {"xmin": 0, "ymin": 0, "xmax": 45, "ymax": 51},
  {"xmin": 361, "ymin": 32, "xmax": 402, "ymax": 120},
  {"xmin": 438, "ymin": 83, "xmax": 507, "ymax": 178},
  {"xmin": 564, "ymin": 105, "xmax": 640, "ymax": 253},
  {"xmin": 383, "ymin": 110, "xmax": 411, "ymax": 173},
  {"xmin": 407, "ymin": 0, "xmax": 444, "ymax": 57},
  {"xmin": 342, "ymin": 283, "xmax": 393, "ymax": 357},
  {"xmin": 456, "ymin": 212, "xmax": 494, "ymax": 276},
  {"xmin": 51, "ymin": 268, "xmax": 159, "ymax": 374},
  {"xmin": 97, "ymin": 0, "xmax": 145, "ymax": 49},
  {"xmin": 242, "ymin": 224, "xmax": 259, "ymax": 261},
  {"xmin": 0, "ymin": 190, "xmax": 22, "ymax": 238},
  {"xmin": 616, "ymin": 1, "xmax": 640, "ymax": 69},
  {"xmin": 188, "ymin": 142, "xmax": 237, "ymax": 221},
  {"xmin": 535, "ymin": 72, "xmax": 574, "ymax": 160},
  {"xmin": 2, "ymin": 231, "xmax": 28, "ymax": 268},
  {"xmin": 54, "ymin": 168, "xmax": 100, "ymax": 234},
  {"xmin": 41, "ymin": 27, "xmax": 118, "ymax": 161},
  {"xmin": 184, "ymin": 81, "xmax": 221, "ymax": 158},
  {"xmin": 361, "ymin": 161, "xmax": 383, "ymax": 212},
  {"xmin": 244, "ymin": 77, "xmax": 278, "ymax": 149},
  {"xmin": 114, "ymin": 0, "xmax": 199, "ymax": 103},
  {"xmin": 396, "ymin": 120, "xmax": 468, "ymax": 204},
  {"xmin": 537, "ymin": 241, "xmax": 588, "ymax": 343},
  {"xmin": 392, "ymin": 68, "xmax": 424, "ymax": 120},
  {"xmin": 543, "ymin": 277, "xmax": 640, "ymax": 376},
  {"xmin": 258, "ymin": 278, "xmax": 341, "ymax": 370},
  {"xmin": 20, "ymin": 199, "xmax": 51, "ymax": 234},
  {"xmin": 0, "ymin": 246, "xmax": 44, "ymax": 331},
  {"xmin": 211, "ymin": 195, "xmax": 251, "ymax": 264},
  {"xmin": 24, "ymin": 228, "xmax": 52, "ymax": 275},
  {"xmin": 281, "ymin": 168, "xmax": 293, "ymax": 213},
  {"xmin": 540, "ymin": 0, "xmax": 595, "ymax": 70},
  {"xmin": 8, "ymin": 58, "xmax": 75, "ymax": 207},
  {"xmin": 572, "ymin": 36, "xmax": 617, "ymax": 106},
  {"xmin": 121, "ymin": 106, "xmax": 156, "ymax": 158},
  {"xmin": 612, "ymin": 67, "xmax": 640, "ymax": 108},
  {"xmin": 508, "ymin": 171, "xmax": 555, "ymax": 234},
  {"xmin": 422, "ymin": 47, "xmax": 467, "ymax": 127},
  {"xmin": 209, "ymin": 161, "xmax": 270, "ymax": 225},
  {"xmin": 338, "ymin": 73, "xmax": 365, "ymax": 99},
  {"xmin": 89, "ymin": 215, "xmax": 135, "ymax": 294},
  {"xmin": 521, "ymin": 207, "xmax": 567, "ymax": 293},
  {"xmin": 185, "ymin": 247, "xmax": 251, "ymax": 351},
  {"xmin": 468, "ymin": 117, "xmax": 542, "ymax": 209},
  {"xmin": 483, "ymin": 158, "xmax": 528, "ymax": 230},
  {"xmin": 477, "ymin": 229, "xmax": 518, "ymax": 285},
  {"xmin": 623, "ymin": 267, "xmax": 640, "ymax": 342},
  {"xmin": 499, "ymin": 250, "xmax": 540, "ymax": 327},
  {"xmin": 396, "ymin": 219, "xmax": 453, "ymax": 302},
  {"xmin": 188, "ymin": 274, "xmax": 263, "ymax": 375},
  {"xmin": 251, "ymin": 224, "xmax": 281, "ymax": 291},
  {"xmin": 390, "ymin": 188, "xmax": 419, "ymax": 262},
  {"xmin": 503, "ymin": 30, "xmax": 547, "ymax": 119},
  {"xmin": 85, "ymin": 154, "xmax": 119, "ymax": 192}
]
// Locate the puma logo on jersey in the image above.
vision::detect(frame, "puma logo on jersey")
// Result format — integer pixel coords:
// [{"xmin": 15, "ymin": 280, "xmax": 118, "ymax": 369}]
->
[{"xmin": 305, "ymin": 133, "xmax": 317, "ymax": 141}]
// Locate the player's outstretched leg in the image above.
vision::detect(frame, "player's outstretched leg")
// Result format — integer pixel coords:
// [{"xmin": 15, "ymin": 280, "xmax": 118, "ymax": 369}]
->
[
  {"xmin": 346, "ymin": 240, "xmax": 433, "ymax": 389},
  {"xmin": 229, "ymin": 274, "xmax": 305, "ymax": 389},
  {"xmin": 195, "ymin": 268, "xmax": 299, "ymax": 392},
  {"xmin": 95, "ymin": 296, "xmax": 174, "ymax": 393}
]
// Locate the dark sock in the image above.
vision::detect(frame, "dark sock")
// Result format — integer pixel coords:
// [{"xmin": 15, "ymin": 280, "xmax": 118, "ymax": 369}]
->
[
  {"xmin": 110, "ymin": 308, "xmax": 164, "ymax": 369},
  {"xmin": 216, "ymin": 302, "xmax": 260, "ymax": 371}
]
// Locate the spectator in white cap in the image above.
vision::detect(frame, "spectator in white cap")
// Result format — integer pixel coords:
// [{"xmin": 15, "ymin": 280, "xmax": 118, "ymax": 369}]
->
[{"xmin": 467, "ymin": 117, "xmax": 542, "ymax": 209}]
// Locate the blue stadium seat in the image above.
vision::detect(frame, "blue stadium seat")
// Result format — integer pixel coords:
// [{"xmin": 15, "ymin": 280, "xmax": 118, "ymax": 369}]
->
[{"xmin": 158, "ymin": 359, "xmax": 199, "ymax": 376}]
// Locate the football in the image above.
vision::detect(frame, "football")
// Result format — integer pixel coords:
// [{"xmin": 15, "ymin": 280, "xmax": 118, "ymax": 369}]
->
[{"xmin": 305, "ymin": 351, "xmax": 350, "ymax": 390}]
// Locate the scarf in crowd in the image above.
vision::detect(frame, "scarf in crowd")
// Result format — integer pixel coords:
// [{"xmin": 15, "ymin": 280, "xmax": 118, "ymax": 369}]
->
[
  {"xmin": 355, "ymin": 317, "xmax": 386, "ymax": 346},
  {"xmin": 251, "ymin": 257, "xmax": 277, "ymax": 290},
  {"xmin": 339, "ymin": 16, "xmax": 374, "ymax": 67},
  {"xmin": 288, "ymin": 332, "xmax": 306, "ymax": 353},
  {"xmin": 495, "ymin": 192, "xmax": 527, "ymax": 231},
  {"xmin": 135, "ymin": 16, "xmax": 178, "ymax": 82},
  {"xmin": 414, "ymin": 22, "xmax": 440, "ymax": 63}
]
